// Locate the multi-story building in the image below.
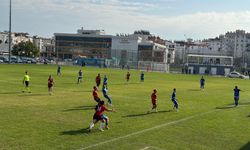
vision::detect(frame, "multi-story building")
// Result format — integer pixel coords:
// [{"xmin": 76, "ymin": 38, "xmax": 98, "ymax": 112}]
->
[
  {"xmin": 138, "ymin": 41, "xmax": 167, "ymax": 63},
  {"xmin": 174, "ymin": 41, "xmax": 186, "ymax": 64},
  {"xmin": 0, "ymin": 32, "xmax": 32, "ymax": 54},
  {"xmin": 111, "ymin": 34, "xmax": 140, "ymax": 66},
  {"xmin": 135, "ymin": 31, "xmax": 168, "ymax": 63},
  {"xmin": 33, "ymin": 36, "xmax": 55, "ymax": 58},
  {"xmin": 54, "ymin": 28, "xmax": 112, "ymax": 60},
  {"xmin": 165, "ymin": 41, "xmax": 175, "ymax": 64},
  {"xmin": 0, "ymin": 32, "xmax": 9, "ymax": 54},
  {"xmin": 222, "ymin": 30, "xmax": 247, "ymax": 58},
  {"xmin": 173, "ymin": 31, "xmax": 248, "ymax": 66}
]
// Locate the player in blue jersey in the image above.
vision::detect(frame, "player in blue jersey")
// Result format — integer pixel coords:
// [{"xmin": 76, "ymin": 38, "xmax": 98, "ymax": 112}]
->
[
  {"xmin": 140, "ymin": 71, "xmax": 144, "ymax": 82},
  {"xmin": 102, "ymin": 85, "xmax": 112, "ymax": 106},
  {"xmin": 233, "ymin": 86, "xmax": 241, "ymax": 107},
  {"xmin": 171, "ymin": 88, "xmax": 179, "ymax": 111},
  {"xmin": 77, "ymin": 69, "xmax": 83, "ymax": 84},
  {"xmin": 103, "ymin": 75, "xmax": 108, "ymax": 87},
  {"xmin": 200, "ymin": 76, "xmax": 205, "ymax": 90},
  {"xmin": 57, "ymin": 65, "xmax": 61, "ymax": 76}
]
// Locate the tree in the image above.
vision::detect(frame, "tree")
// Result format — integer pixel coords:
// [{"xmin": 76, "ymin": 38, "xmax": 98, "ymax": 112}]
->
[{"xmin": 12, "ymin": 41, "xmax": 39, "ymax": 57}]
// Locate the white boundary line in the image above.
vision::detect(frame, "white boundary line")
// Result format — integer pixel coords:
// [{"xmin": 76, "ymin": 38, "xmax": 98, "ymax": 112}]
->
[
  {"xmin": 77, "ymin": 109, "xmax": 219, "ymax": 150},
  {"xmin": 140, "ymin": 146, "xmax": 166, "ymax": 150},
  {"xmin": 140, "ymin": 147, "xmax": 150, "ymax": 150}
]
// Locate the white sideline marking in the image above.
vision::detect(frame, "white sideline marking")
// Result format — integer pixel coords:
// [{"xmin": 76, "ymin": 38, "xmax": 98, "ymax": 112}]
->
[
  {"xmin": 149, "ymin": 146, "xmax": 166, "ymax": 150},
  {"xmin": 140, "ymin": 146, "xmax": 166, "ymax": 150},
  {"xmin": 77, "ymin": 110, "xmax": 219, "ymax": 150},
  {"xmin": 140, "ymin": 147, "xmax": 150, "ymax": 150}
]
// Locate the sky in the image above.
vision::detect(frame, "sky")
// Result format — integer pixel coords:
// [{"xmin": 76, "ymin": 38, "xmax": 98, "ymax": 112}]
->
[{"xmin": 1, "ymin": 0, "xmax": 250, "ymax": 40}]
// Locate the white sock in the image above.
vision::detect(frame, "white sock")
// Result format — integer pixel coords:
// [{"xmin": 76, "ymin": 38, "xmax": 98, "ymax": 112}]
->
[
  {"xmin": 99, "ymin": 122, "xmax": 104, "ymax": 129},
  {"xmin": 89, "ymin": 123, "xmax": 94, "ymax": 129}
]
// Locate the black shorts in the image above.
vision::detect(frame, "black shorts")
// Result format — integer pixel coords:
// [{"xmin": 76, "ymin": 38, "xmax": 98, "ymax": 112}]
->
[
  {"xmin": 25, "ymin": 81, "xmax": 29, "ymax": 87},
  {"xmin": 93, "ymin": 114, "xmax": 102, "ymax": 121},
  {"xmin": 94, "ymin": 97, "xmax": 100, "ymax": 103},
  {"xmin": 48, "ymin": 84, "xmax": 53, "ymax": 88}
]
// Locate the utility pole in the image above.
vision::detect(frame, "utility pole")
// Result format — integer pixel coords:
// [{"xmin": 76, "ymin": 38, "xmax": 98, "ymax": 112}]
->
[{"xmin": 8, "ymin": 0, "xmax": 12, "ymax": 64}]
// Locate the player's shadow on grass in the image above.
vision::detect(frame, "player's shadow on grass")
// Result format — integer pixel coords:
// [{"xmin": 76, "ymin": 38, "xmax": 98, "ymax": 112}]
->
[
  {"xmin": 217, "ymin": 102, "xmax": 250, "ymax": 109},
  {"xmin": 228, "ymin": 102, "xmax": 250, "ymax": 106},
  {"xmin": 18, "ymin": 93, "xmax": 46, "ymax": 97},
  {"xmin": 63, "ymin": 106, "xmax": 94, "ymax": 111},
  {"xmin": 216, "ymin": 106, "xmax": 235, "ymax": 109},
  {"xmin": 123, "ymin": 110, "xmax": 171, "ymax": 118},
  {"xmin": 0, "ymin": 91, "xmax": 22, "ymax": 94},
  {"xmin": 240, "ymin": 141, "xmax": 250, "ymax": 150},
  {"xmin": 60, "ymin": 128, "xmax": 90, "ymax": 135}
]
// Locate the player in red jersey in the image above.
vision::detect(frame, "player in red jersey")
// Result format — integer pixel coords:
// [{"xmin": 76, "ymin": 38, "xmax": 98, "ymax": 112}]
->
[
  {"xmin": 126, "ymin": 72, "xmax": 131, "ymax": 82},
  {"xmin": 93, "ymin": 86, "xmax": 100, "ymax": 103},
  {"xmin": 95, "ymin": 73, "xmax": 101, "ymax": 87},
  {"xmin": 89, "ymin": 100, "xmax": 114, "ymax": 132},
  {"xmin": 48, "ymin": 75, "xmax": 54, "ymax": 95},
  {"xmin": 148, "ymin": 89, "xmax": 157, "ymax": 113}
]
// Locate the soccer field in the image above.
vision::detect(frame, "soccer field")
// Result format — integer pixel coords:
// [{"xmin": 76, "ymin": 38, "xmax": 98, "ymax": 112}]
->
[{"xmin": 0, "ymin": 64, "xmax": 249, "ymax": 150}]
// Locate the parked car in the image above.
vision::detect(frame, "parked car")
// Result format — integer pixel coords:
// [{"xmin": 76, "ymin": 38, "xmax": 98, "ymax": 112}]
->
[
  {"xmin": 0, "ymin": 56, "xmax": 8, "ymax": 63},
  {"xmin": 227, "ymin": 71, "xmax": 249, "ymax": 79},
  {"xmin": 21, "ymin": 57, "xmax": 37, "ymax": 64}
]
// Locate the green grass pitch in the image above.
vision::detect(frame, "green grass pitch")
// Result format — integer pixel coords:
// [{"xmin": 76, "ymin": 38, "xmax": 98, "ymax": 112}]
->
[{"xmin": 0, "ymin": 64, "xmax": 249, "ymax": 150}]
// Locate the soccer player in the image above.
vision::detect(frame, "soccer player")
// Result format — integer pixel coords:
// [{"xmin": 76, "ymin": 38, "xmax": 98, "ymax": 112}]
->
[
  {"xmin": 233, "ymin": 86, "xmax": 241, "ymax": 107},
  {"xmin": 94, "ymin": 102, "xmax": 110, "ymax": 130},
  {"xmin": 126, "ymin": 72, "xmax": 131, "ymax": 82},
  {"xmin": 200, "ymin": 76, "xmax": 205, "ymax": 90},
  {"xmin": 77, "ymin": 69, "xmax": 83, "ymax": 84},
  {"xmin": 140, "ymin": 71, "xmax": 144, "ymax": 82},
  {"xmin": 171, "ymin": 88, "xmax": 179, "ymax": 111},
  {"xmin": 96, "ymin": 73, "xmax": 101, "ymax": 87},
  {"xmin": 103, "ymin": 75, "xmax": 108, "ymax": 87},
  {"xmin": 22, "ymin": 71, "xmax": 31, "ymax": 93},
  {"xmin": 102, "ymin": 85, "xmax": 112, "ymax": 106},
  {"xmin": 93, "ymin": 86, "xmax": 100, "ymax": 103},
  {"xmin": 48, "ymin": 75, "xmax": 54, "ymax": 95},
  {"xmin": 148, "ymin": 89, "xmax": 157, "ymax": 113},
  {"xmin": 57, "ymin": 65, "xmax": 61, "ymax": 76},
  {"xmin": 89, "ymin": 100, "xmax": 114, "ymax": 131}
]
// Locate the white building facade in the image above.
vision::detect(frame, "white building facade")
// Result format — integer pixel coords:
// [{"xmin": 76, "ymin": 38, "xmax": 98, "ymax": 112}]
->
[
  {"xmin": 111, "ymin": 35, "xmax": 140, "ymax": 66},
  {"xmin": 0, "ymin": 32, "xmax": 32, "ymax": 54}
]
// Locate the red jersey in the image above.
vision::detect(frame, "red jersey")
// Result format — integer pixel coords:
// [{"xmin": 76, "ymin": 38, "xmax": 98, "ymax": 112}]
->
[
  {"xmin": 96, "ymin": 76, "xmax": 101, "ymax": 83},
  {"xmin": 48, "ymin": 78, "xmax": 53, "ymax": 87},
  {"xmin": 96, "ymin": 105, "xmax": 107, "ymax": 116},
  {"xmin": 151, "ymin": 93, "xmax": 157, "ymax": 103},
  {"xmin": 93, "ymin": 89, "xmax": 99, "ymax": 99}
]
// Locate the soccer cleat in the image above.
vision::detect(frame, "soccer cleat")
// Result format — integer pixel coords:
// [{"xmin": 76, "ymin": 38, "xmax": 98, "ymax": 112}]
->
[{"xmin": 99, "ymin": 128, "xmax": 104, "ymax": 132}]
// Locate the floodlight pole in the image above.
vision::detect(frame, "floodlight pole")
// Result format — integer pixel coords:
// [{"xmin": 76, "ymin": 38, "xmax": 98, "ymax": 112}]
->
[{"xmin": 8, "ymin": 0, "xmax": 12, "ymax": 64}]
